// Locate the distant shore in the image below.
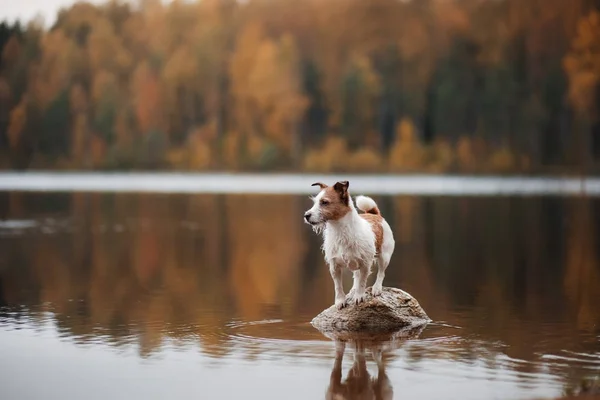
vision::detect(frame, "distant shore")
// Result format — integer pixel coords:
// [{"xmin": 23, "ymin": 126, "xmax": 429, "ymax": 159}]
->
[{"xmin": 0, "ymin": 172, "xmax": 598, "ymax": 196}]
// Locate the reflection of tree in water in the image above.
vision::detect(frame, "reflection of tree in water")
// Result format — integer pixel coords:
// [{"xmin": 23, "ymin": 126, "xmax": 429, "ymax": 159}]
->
[
  {"xmin": 226, "ymin": 194, "xmax": 306, "ymax": 319},
  {"xmin": 564, "ymin": 197, "xmax": 600, "ymax": 331},
  {"xmin": 0, "ymin": 192, "xmax": 598, "ymax": 366}
]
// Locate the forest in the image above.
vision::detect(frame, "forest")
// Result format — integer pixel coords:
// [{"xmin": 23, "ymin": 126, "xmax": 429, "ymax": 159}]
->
[{"xmin": 1, "ymin": 0, "xmax": 600, "ymax": 174}]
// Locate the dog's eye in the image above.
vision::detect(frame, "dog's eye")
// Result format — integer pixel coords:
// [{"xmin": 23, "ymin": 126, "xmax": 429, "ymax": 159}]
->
[{"xmin": 320, "ymin": 200, "xmax": 329, "ymax": 205}]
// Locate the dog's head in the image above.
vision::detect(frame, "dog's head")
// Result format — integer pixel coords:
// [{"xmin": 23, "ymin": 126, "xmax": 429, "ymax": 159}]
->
[{"xmin": 304, "ymin": 181, "xmax": 351, "ymax": 230}]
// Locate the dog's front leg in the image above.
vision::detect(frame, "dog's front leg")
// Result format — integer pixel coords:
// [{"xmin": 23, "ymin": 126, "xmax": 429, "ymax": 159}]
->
[{"xmin": 329, "ymin": 261, "xmax": 347, "ymax": 309}]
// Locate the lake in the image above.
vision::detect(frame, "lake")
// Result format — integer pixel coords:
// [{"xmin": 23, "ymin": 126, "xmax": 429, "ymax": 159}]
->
[{"xmin": 0, "ymin": 176, "xmax": 599, "ymax": 400}]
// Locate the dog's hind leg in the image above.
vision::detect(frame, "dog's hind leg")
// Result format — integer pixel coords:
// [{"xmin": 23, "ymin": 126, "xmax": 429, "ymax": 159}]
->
[
  {"xmin": 350, "ymin": 262, "xmax": 370, "ymax": 305},
  {"xmin": 372, "ymin": 254, "xmax": 390, "ymax": 297}
]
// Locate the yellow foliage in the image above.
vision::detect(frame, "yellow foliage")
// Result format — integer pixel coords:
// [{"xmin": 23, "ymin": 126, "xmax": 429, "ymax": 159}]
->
[
  {"xmin": 247, "ymin": 134, "xmax": 266, "ymax": 161},
  {"xmin": 456, "ymin": 136, "xmax": 478, "ymax": 172},
  {"xmin": 303, "ymin": 136, "xmax": 383, "ymax": 172},
  {"xmin": 186, "ymin": 133, "xmax": 212, "ymax": 170},
  {"xmin": 229, "ymin": 21, "xmax": 265, "ymax": 102},
  {"xmin": 165, "ymin": 127, "xmax": 213, "ymax": 170},
  {"xmin": 87, "ymin": 17, "xmax": 132, "ymax": 75},
  {"xmin": 241, "ymin": 34, "xmax": 307, "ymax": 155},
  {"xmin": 487, "ymin": 147, "xmax": 516, "ymax": 173},
  {"xmin": 303, "ymin": 136, "xmax": 348, "ymax": 172},
  {"xmin": 162, "ymin": 45, "xmax": 199, "ymax": 86},
  {"xmin": 165, "ymin": 147, "xmax": 187, "ymax": 167},
  {"xmin": 34, "ymin": 30, "xmax": 78, "ymax": 108},
  {"xmin": 222, "ymin": 131, "xmax": 241, "ymax": 169},
  {"xmin": 345, "ymin": 147, "xmax": 383, "ymax": 172},
  {"xmin": 388, "ymin": 118, "xmax": 425, "ymax": 171},
  {"xmin": 350, "ymin": 54, "xmax": 381, "ymax": 100},
  {"xmin": 426, "ymin": 140, "xmax": 454, "ymax": 173}
]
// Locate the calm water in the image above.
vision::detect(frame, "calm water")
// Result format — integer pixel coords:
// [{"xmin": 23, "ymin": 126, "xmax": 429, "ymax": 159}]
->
[{"xmin": 0, "ymin": 190, "xmax": 599, "ymax": 400}]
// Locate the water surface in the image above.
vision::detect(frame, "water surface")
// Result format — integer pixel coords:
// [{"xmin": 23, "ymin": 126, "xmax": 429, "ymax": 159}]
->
[{"xmin": 0, "ymin": 190, "xmax": 599, "ymax": 400}]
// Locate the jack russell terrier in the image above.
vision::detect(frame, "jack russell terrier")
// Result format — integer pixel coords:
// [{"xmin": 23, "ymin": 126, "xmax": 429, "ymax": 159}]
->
[{"xmin": 304, "ymin": 181, "xmax": 395, "ymax": 309}]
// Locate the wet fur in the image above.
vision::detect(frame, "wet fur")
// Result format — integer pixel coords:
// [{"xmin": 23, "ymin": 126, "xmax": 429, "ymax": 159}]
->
[{"xmin": 304, "ymin": 181, "xmax": 395, "ymax": 309}]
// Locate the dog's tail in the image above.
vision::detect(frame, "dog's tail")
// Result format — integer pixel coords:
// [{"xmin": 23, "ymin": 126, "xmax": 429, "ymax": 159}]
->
[{"xmin": 356, "ymin": 195, "xmax": 380, "ymax": 215}]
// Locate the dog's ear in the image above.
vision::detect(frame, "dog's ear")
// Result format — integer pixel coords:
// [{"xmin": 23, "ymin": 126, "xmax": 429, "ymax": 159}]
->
[
  {"xmin": 311, "ymin": 182, "xmax": 328, "ymax": 189},
  {"xmin": 333, "ymin": 181, "xmax": 349, "ymax": 204}
]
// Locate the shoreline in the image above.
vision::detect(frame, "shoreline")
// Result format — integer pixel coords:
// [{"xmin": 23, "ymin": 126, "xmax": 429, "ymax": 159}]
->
[{"xmin": 0, "ymin": 172, "xmax": 598, "ymax": 196}]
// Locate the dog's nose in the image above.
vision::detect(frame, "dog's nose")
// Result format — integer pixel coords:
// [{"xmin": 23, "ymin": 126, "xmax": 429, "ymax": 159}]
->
[{"xmin": 304, "ymin": 212, "xmax": 311, "ymax": 221}]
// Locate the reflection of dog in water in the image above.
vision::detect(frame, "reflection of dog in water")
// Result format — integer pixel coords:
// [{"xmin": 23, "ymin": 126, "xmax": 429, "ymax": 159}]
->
[{"xmin": 326, "ymin": 340, "xmax": 393, "ymax": 400}]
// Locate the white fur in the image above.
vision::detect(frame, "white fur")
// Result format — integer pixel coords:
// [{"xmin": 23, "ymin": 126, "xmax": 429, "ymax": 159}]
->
[
  {"xmin": 305, "ymin": 190, "xmax": 395, "ymax": 309},
  {"xmin": 322, "ymin": 198, "xmax": 375, "ymax": 268},
  {"xmin": 373, "ymin": 218, "xmax": 395, "ymax": 296},
  {"xmin": 355, "ymin": 195, "xmax": 377, "ymax": 213},
  {"xmin": 306, "ymin": 190, "xmax": 328, "ymax": 234}
]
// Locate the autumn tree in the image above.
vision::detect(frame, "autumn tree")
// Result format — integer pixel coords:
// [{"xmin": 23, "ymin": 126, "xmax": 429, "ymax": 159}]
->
[
  {"xmin": 247, "ymin": 34, "xmax": 307, "ymax": 165},
  {"xmin": 564, "ymin": 10, "xmax": 600, "ymax": 163}
]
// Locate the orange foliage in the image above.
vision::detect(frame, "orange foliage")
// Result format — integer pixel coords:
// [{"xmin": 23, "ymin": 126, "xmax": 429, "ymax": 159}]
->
[
  {"xmin": 564, "ymin": 11, "xmax": 600, "ymax": 118},
  {"xmin": 69, "ymin": 84, "xmax": 88, "ymax": 115},
  {"xmin": 90, "ymin": 134, "xmax": 107, "ymax": 167},
  {"xmin": 1, "ymin": 35, "xmax": 21, "ymax": 66},
  {"xmin": 132, "ymin": 62, "xmax": 163, "ymax": 134},
  {"xmin": 71, "ymin": 113, "xmax": 88, "ymax": 162},
  {"xmin": 7, "ymin": 100, "xmax": 27, "ymax": 150}
]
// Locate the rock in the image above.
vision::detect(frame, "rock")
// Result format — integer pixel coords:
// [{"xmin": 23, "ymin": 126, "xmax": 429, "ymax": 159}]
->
[{"xmin": 311, "ymin": 287, "xmax": 431, "ymax": 333}]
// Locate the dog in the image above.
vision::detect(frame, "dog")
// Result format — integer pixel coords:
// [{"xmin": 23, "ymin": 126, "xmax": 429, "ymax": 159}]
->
[{"xmin": 304, "ymin": 181, "xmax": 395, "ymax": 309}]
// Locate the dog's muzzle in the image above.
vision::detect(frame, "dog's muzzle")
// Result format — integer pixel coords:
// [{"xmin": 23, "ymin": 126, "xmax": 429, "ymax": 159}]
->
[{"xmin": 304, "ymin": 211, "xmax": 315, "ymax": 224}]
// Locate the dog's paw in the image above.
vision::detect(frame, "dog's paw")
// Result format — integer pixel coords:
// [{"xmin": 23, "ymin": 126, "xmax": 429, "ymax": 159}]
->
[
  {"xmin": 352, "ymin": 292, "xmax": 366, "ymax": 305},
  {"xmin": 371, "ymin": 285, "xmax": 383, "ymax": 297},
  {"xmin": 335, "ymin": 299, "xmax": 348, "ymax": 310}
]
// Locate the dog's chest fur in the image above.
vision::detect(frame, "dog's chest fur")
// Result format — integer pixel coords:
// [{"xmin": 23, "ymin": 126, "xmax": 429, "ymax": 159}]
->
[{"xmin": 322, "ymin": 212, "xmax": 376, "ymax": 269}]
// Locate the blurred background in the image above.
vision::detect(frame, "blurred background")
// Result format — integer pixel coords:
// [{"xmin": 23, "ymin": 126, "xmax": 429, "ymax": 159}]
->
[
  {"xmin": 2, "ymin": 2, "xmax": 600, "ymax": 399},
  {"xmin": 1, "ymin": 0, "xmax": 600, "ymax": 175}
]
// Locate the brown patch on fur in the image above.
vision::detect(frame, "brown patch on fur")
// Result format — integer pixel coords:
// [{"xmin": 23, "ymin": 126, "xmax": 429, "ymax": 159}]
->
[
  {"xmin": 319, "ymin": 184, "xmax": 351, "ymax": 221},
  {"xmin": 333, "ymin": 181, "xmax": 349, "ymax": 205},
  {"xmin": 360, "ymin": 213, "xmax": 383, "ymax": 254},
  {"xmin": 365, "ymin": 206, "xmax": 381, "ymax": 215},
  {"xmin": 311, "ymin": 182, "xmax": 328, "ymax": 189}
]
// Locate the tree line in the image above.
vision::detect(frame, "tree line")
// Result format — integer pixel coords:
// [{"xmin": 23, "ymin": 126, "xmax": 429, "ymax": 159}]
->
[{"xmin": 1, "ymin": 0, "xmax": 600, "ymax": 173}]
